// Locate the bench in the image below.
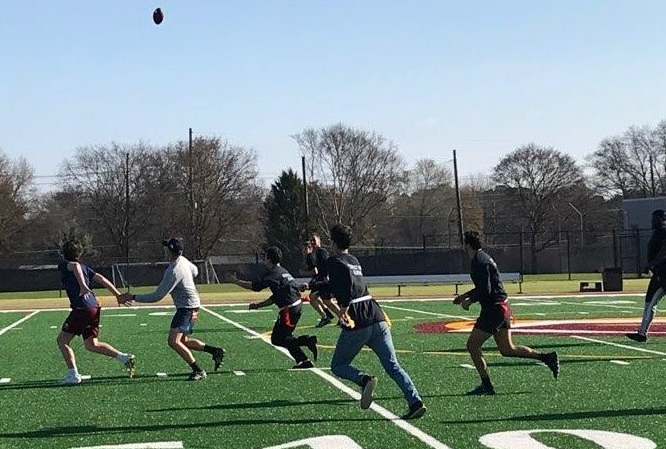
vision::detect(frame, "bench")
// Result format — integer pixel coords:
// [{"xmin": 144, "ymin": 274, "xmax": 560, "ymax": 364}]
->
[
  {"xmin": 579, "ymin": 281, "xmax": 603, "ymax": 292},
  {"xmin": 296, "ymin": 273, "xmax": 523, "ymax": 297}
]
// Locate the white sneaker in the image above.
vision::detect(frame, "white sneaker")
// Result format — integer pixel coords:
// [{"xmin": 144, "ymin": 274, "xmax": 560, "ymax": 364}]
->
[{"xmin": 61, "ymin": 373, "xmax": 82, "ymax": 385}]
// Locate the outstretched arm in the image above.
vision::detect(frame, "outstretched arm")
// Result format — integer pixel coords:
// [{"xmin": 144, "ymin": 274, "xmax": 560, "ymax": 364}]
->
[
  {"xmin": 92, "ymin": 273, "xmax": 122, "ymax": 298},
  {"xmin": 227, "ymin": 273, "xmax": 255, "ymax": 291}
]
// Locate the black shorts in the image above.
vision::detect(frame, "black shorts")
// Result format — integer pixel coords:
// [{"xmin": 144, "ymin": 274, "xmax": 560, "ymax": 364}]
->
[
  {"xmin": 474, "ymin": 303, "xmax": 512, "ymax": 335},
  {"xmin": 311, "ymin": 281, "xmax": 332, "ymax": 300}
]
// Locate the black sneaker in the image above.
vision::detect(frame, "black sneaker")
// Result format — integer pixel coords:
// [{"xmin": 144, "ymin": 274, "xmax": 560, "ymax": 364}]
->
[
  {"xmin": 402, "ymin": 400, "xmax": 427, "ymax": 420},
  {"xmin": 543, "ymin": 351, "xmax": 560, "ymax": 379},
  {"xmin": 212, "ymin": 348, "xmax": 226, "ymax": 372},
  {"xmin": 188, "ymin": 370, "xmax": 207, "ymax": 381},
  {"xmin": 626, "ymin": 332, "xmax": 647, "ymax": 343},
  {"xmin": 306, "ymin": 336, "xmax": 318, "ymax": 362},
  {"xmin": 466, "ymin": 384, "xmax": 495, "ymax": 396},
  {"xmin": 292, "ymin": 360, "xmax": 314, "ymax": 369},
  {"xmin": 360, "ymin": 376, "xmax": 378, "ymax": 409}
]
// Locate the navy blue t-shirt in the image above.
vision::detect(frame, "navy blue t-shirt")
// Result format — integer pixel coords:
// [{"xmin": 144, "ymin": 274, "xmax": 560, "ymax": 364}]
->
[{"xmin": 58, "ymin": 261, "xmax": 100, "ymax": 308}]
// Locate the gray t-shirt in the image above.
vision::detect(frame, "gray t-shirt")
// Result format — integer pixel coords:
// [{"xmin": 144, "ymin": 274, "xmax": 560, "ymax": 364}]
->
[{"xmin": 134, "ymin": 256, "xmax": 201, "ymax": 308}]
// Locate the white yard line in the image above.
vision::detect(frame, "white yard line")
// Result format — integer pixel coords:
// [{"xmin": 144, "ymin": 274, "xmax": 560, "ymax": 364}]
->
[
  {"xmin": 570, "ymin": 335, "xmax": 666, "ymax": 356},
  {"xmin": 0, "ymin": 311, "xmax": 39, "ymax": 337},
  {"xmin": 381, "ymin": 305, "xmax": 474, "ymax": 321},
  {"xmin": 201, "ymin": 306, "xmax": 453, "ymax": 449}
]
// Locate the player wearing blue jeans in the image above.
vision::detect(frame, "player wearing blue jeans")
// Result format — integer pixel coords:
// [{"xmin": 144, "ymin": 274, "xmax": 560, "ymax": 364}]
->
[{"xmin": 325, "ymin": 224, "xmax": 426, "ymax": 420}]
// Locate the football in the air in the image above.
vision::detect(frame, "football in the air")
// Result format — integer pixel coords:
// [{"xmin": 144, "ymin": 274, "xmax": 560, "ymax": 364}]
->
[{"xmin": 153, "ymin": 8, "xmax": 164, "ymax": 25}]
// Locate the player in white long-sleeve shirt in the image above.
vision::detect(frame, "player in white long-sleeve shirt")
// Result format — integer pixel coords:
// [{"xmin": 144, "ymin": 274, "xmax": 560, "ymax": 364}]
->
[{"xmin": 120, "ymin": 238, "xmax": 225, "ymax": 380}]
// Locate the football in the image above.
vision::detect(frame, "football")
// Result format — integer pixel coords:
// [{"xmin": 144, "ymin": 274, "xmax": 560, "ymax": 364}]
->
[{"xmin": 152, "ymin": 8, "xmax": 164, "ymax": 25}]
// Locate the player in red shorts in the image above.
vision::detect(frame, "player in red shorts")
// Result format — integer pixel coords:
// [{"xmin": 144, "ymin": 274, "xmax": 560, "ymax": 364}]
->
[
  {"xmin": 453, "ymin": 231, "xmax": 559, "ymax": 395},
  {"xmin": 57, "ymin": 240, "xmax": 136, "ymax": 385}
]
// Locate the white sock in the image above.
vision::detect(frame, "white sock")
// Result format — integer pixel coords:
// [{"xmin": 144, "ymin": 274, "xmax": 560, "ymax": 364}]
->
[{"xmin": 115, "ymin": 353, "xmax": 129, "ymax": 363}]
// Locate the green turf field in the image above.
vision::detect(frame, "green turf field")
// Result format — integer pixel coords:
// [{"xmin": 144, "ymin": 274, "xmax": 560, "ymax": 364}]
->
[{"xmin": 0, "ymin": 294, "xmax": 663, "ymax": 449}]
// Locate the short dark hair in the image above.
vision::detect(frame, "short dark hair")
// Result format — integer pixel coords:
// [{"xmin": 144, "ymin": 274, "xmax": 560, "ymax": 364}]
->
[
  {"xmin": 265, "ymin": 246, "xmax": 282, "ymax": 264},
  {"xmin": 62, "ymin": 240, "xmax": 83, "ymax": 262},
  {"xmin": 463, "ymin": 231, "xmax": 482, "ymax": 250},
  {"xmin": 330, "ymin": 224, "xmax": 352, "ymax": 250}
]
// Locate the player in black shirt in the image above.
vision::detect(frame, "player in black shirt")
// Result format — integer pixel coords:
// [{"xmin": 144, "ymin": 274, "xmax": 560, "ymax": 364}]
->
[
  {"xmin": 453, "ymin": 231, "xmax": 559, "ymax": 395},
  {"xmin": 326, "ymin": 224, "xmax": 426, "ymax": 420},
  {"xmin": 627, "ymin": 209, "xmax": 666, "ymax": 342},
  {"xmin": 229, "ymin": 247, "xmax": 318, "ymax": 369},
  {"xmin": 300, "ymin": 234, "xmax": 337, "ymax": 327}
]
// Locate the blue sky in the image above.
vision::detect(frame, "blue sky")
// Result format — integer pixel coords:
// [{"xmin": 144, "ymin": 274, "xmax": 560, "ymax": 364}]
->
[{"xmin": 2, "ymin": 0, "xmax": 666, "ymax": 190}]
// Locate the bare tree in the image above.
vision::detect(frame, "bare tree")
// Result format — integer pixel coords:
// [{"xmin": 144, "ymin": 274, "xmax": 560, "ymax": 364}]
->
[
  {"xmin": 0, "ymin": 151, "xmax": 35, "ymax": 253},
  {"xmin": 59, "ymin": 142, "xmax": 157, "ymax": 261},
  {"xmin": 294, "ymin": 123, "xmax": 406, "ymax": 243},
  {"xmin": 163, "ymin": 136, "xmax": 260, "ymax": 259},
  {"xmin": 493, "ymin": 143, "xmax": 582, "ymax": 273},
  {"xmin": 588, "ymin": 121, "xmax": 666, "ymax": 198}
]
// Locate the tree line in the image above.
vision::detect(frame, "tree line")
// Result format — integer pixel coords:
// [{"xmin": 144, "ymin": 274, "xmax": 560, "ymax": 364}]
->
[{"xmin": 2, "ymin": 120, "xmax": 665, "ymax": 272}]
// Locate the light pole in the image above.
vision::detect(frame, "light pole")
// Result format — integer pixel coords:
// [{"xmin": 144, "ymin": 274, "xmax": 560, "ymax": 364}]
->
[{"xmin": 569, "ymin": 202, "xmax": 584, "ymax": 248}]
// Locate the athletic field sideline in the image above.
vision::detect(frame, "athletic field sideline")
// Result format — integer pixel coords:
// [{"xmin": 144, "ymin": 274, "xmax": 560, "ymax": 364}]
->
[{"xmin": 0, "ymin": 293, "xmax": 663, "ymax": 449}]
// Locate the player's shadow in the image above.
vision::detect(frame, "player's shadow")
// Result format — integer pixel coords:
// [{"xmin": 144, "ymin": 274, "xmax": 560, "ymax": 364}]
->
[
  {"xmin": 440, "ymin": 406, "xmax": 666, "ymax": 425},
  {"xmin": 0, "ymin": 416, "xmax": 385, "ymax": 441},
  {"xmin": 146, "ymin": 397, "xmax": 354, "ymax": 413},
  {"xmin": 0, "ymin": 374, "xmax": 192, "ymax": 391}
]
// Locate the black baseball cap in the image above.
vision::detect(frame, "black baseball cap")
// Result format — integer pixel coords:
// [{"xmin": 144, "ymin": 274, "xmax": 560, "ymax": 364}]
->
[{"xmin": 162, "ymin": 238, "xmax": 183, "ymax": 254}]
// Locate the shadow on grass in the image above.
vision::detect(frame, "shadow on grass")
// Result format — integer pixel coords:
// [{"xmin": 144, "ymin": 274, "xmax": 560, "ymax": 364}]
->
[
  {"xmin": 440, "ymin": 406, "xmax": 666, "ymax": 424},
  {"xmin": 0, "ymin": 415, "xmax": 384, "ymax": 440}
]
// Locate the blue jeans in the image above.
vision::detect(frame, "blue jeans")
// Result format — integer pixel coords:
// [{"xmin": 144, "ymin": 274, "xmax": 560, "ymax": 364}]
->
[{"xmin": 330, "ymin": 321, "xmax": 422, "ymax": 405}]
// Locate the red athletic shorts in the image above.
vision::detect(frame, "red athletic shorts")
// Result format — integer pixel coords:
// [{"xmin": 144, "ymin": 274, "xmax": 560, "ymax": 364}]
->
[{"xmin": 61, "ymin": 307, "xmax": 101, "ymax": 339}]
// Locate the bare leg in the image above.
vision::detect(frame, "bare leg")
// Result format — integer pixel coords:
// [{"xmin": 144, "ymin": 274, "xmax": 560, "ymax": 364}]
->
[
  {"xmin": 493, "ymin": 328, "xmax": 540, "ymax": 358},
  {"xmin": 83, "ymin": 337, "xmax": 122, "ymax": 358},
  {"xmin": 466, "ymin": 328, "xmax": 493, "ymax": 380},
  {"xmin": 57, "ymin": 331, "xmax": 77, "ymax": 370},
  {"xmin": 168, "ymin": 329, "xmax": 196, "ymax": 364}
]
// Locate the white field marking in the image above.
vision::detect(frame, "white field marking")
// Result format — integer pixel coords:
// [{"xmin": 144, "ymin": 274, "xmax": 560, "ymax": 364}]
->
[
  {"xmin": 610, "ymin": 360, "xmax": 630, "ymax": 365},
  {"xmin": 72, "ymin": 442, "xmax": 183, "ymax": 449},
  {"xmin": 579, "ymin": 312, "xmax": 589, "ymax": 315},
  {"xmin": 233, "ymin": 371, "xmax": 246, "ymax": 376},
  {"xmin": 459, "ymin": 364, "xmax": 475, "ymax": 369},
  {"xmin": 201, "ymin": 306, "xmax": 453, "ymax": 449},
  {"xmin": 105, "ymin": 314, "xmax": 137, "ymax": 317},
  {"xmin": 0, "ymin": 311, "xmax": 39, "ymax": 337},
  {"xmin": 50, "ymin": 325, "xmax": 58, "ymax": 329},
  {"xmin": 140, "ymin": 323, "xmax": 147, "ymax": 326},
  {"xmin": 148, "ymin": 312, "xmax": 171, "ymax": 316},
  {"xmin": 557, "ymin": 300, "xmax": 643, "ymax": 311},
  {"xmin": 81, "ymin": 375, "xmax": 91, "ymax": 380},
  {"xmin": 228, "ymin": 309, "xmax": 272, "ymax": 314},
  {"xmin": 245, "ymin": 335, "xmax": 264, "ymax": 339},
  {"xmin": 0, "ymin": 378, "xmax": 10, "ymax": 383},
  {"xmin": 381, "ymin": 304, "xmax": 474, "ymax": 321},
  {"xmin": 511, "ymin": 329, "xmax": 666, "ymax": 335},
  {"xmin": 571, "ymin": 336, "xmax": 666, "ymax": 356},
  {"xmin": 264, "ymin": 435, "xmax": 363, "ymax": 449},
  {"xmin": 511, "ymin": 302, "xmax": 561, "ymax": 306},
  {"xmin": 405, "ymin": 316, "xmax": 414, "ymax": 319},
  {"xmin": 288, "ymin": 367, "xmax": 332, "ymax": 371},
  {"xmin": 156, "ymin": 373, "xmax": 168, "ymax": 378},
  {"xmin": 583, "ymin": 300, "xmax": 635, "ymax": 305}
]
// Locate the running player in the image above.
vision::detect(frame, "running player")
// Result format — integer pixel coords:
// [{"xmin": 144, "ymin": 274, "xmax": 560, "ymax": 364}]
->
[
  {"xmin": 119, "ymin": 238, "xmax": 225, "ymax": 380},
  {"xmin": 57, "ymin": 240, "xmax": 136, "ymax": 385},
  {"xmin": 228, "ymin": 246, "xmax": 318, "ymax": 369},
  {"xmin": 300, "ymin": 233, "xmax": 336, "ymax": 327},
  {"xmin": 326, "ymin": 224, "xmax": 426, "ymax": 420},
  {"xmin": 627, "ymin": 209, "xmax": 666, "ymax": 342},
  {"xmin": 453, "ymin": 231, "xmax": 559, "ymax": 395}
]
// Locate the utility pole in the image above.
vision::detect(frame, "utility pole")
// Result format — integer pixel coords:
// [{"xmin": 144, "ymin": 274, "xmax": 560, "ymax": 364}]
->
[
  {"xmin": 453, "ymin": 150, "xmax": 464, "ymax": 248},
  {"xmin": 188, "ymin": 127, "xmax": 195, "ymax": 252},
  {"xmin": 301, "ymin": 156, "xmax": 309, "ymax": 233},
  {"xmin": 124, "ymin": 152, "xmax": 130, "ymax": 287},
  {"xmin": 569, "ymin": 202, "xmax": 584, "ymax": 248}
]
